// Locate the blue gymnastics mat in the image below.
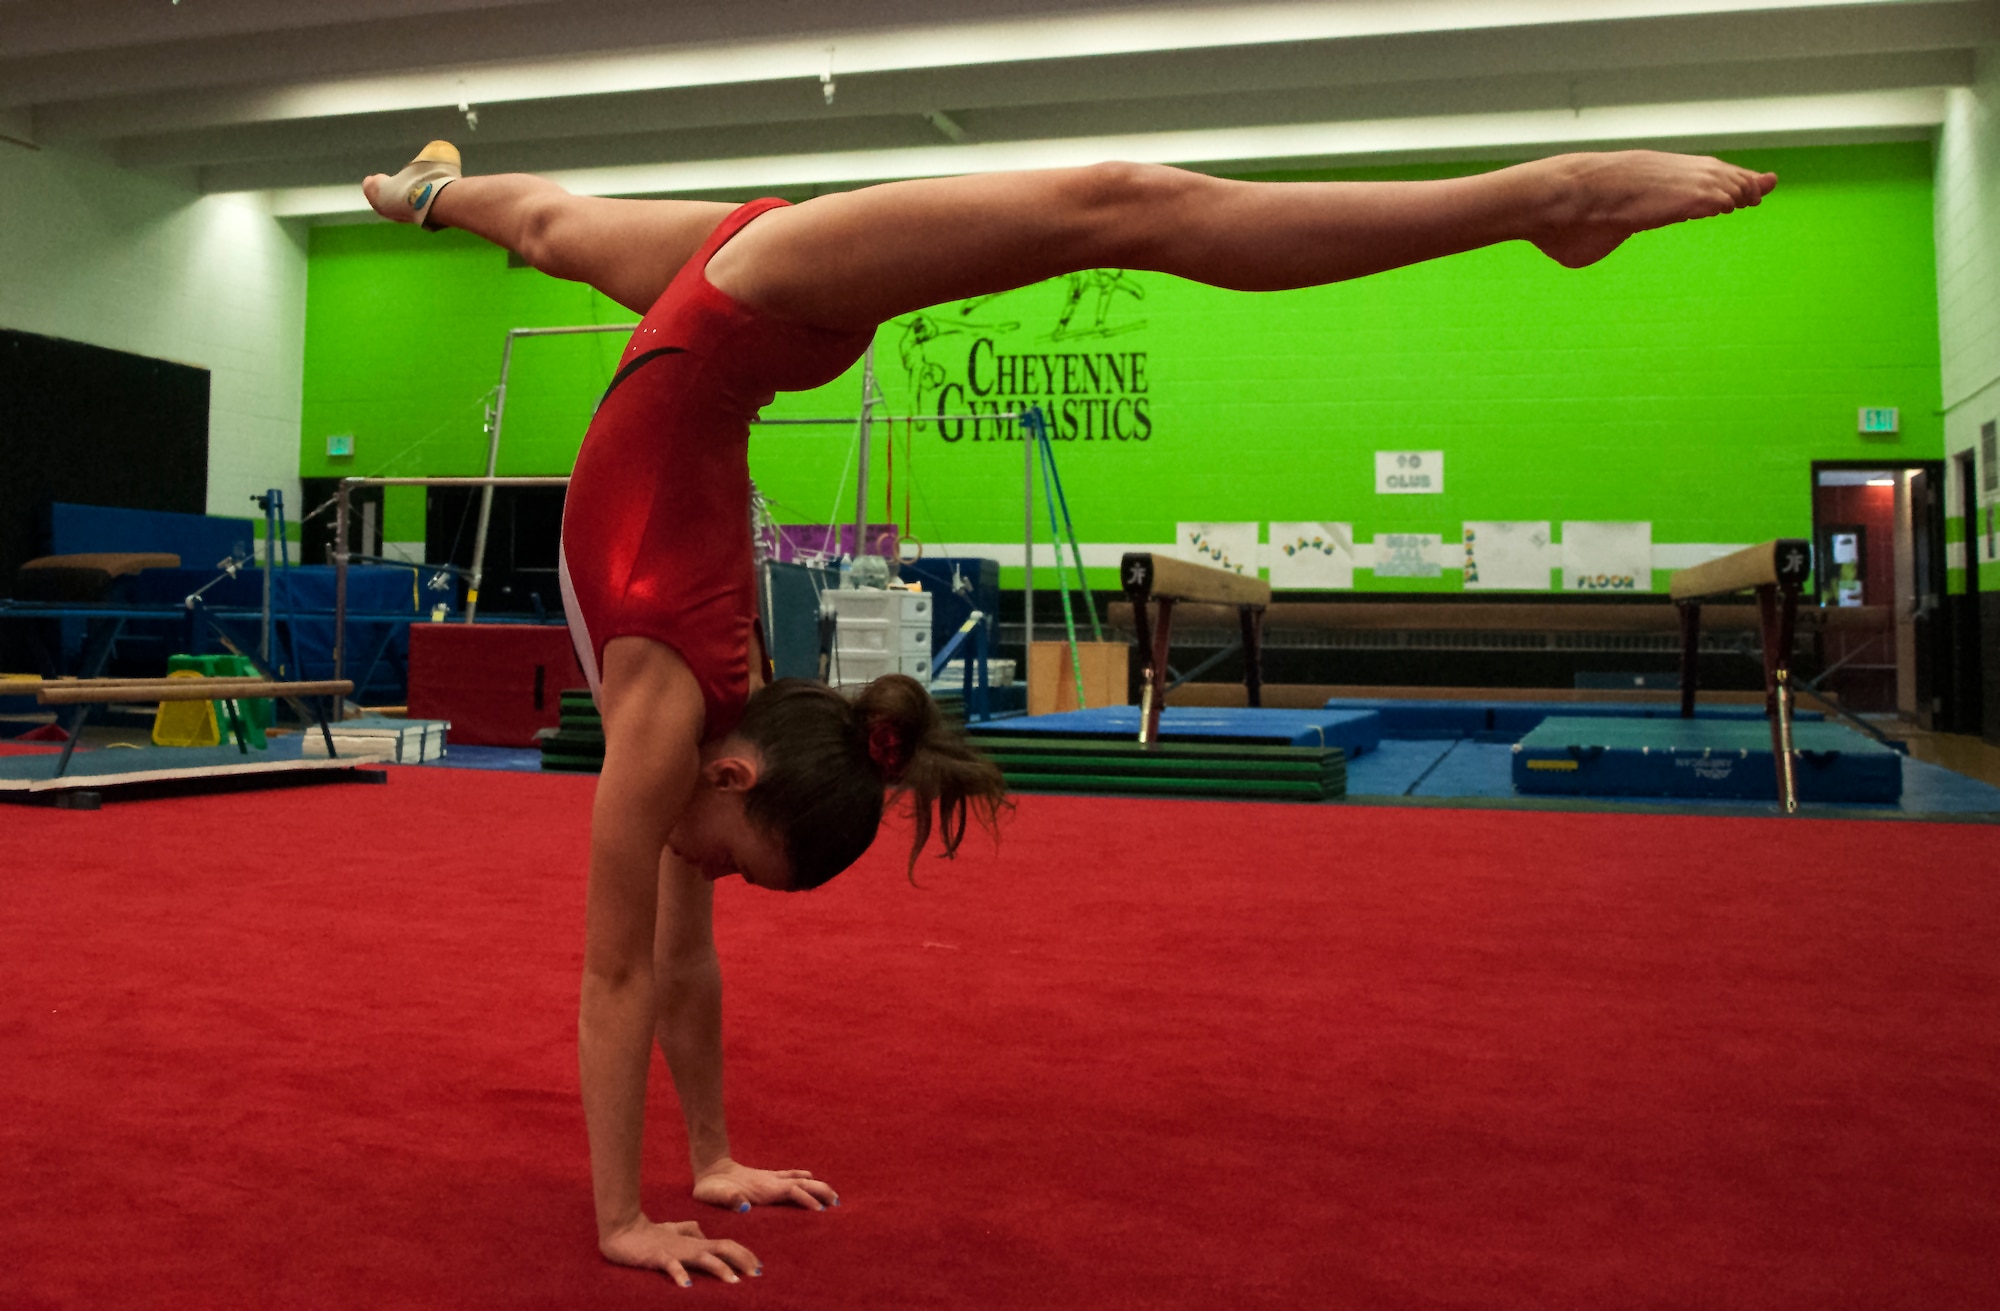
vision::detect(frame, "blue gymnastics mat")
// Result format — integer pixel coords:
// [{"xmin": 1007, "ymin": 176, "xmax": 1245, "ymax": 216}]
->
[
  {"xmin": 1322, "ymin": 697, "xmax": 1821, "ymax": 741},
  {"xmin": 967, "ymin": 706, "xmax": 1382, "ymax": 753},
  {"xmin": 1512, "ymin": 716, "xmax": 1902, "ymax": 804}
]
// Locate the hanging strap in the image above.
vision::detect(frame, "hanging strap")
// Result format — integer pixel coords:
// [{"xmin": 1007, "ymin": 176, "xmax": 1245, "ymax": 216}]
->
[
  {"xmin": 1038, "ymin": 420, "xmax": 1104, "ymax": 644},
  {"xmin": 1028, "ymin": 407, "xmax": 1089, "ymax": 710}
]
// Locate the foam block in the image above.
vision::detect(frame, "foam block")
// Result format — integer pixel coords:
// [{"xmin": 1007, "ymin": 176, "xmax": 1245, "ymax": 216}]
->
[{"xmin": 1512, "ymin": 716, "xmax": 1902, "ymax": 804}]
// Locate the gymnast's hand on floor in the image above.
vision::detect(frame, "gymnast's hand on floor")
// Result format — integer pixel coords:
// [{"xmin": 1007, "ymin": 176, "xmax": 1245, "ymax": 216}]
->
[
  {"xmin": 694, "ymin": 1157, "xmax": 840, "ymax": 1212},
  {"xmin": 599, "ymin": 1216, "xmax": 761, "ymax": 1287}
]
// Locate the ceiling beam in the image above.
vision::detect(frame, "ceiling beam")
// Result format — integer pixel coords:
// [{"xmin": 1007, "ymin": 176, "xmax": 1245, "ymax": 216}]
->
[
  {"xmin": 259, "ymin": 88, "xmax": 1947, "ymax": 217},
  {"xmin": 17, "ymin": 0, "xmax": 1986, "ymax": 131}
]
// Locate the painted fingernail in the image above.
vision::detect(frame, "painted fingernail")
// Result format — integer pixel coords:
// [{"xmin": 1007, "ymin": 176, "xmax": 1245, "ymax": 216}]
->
[
  {"xmin": 736, "ymin": 1202, "xmax": 751, "ymax": 1213},
  {"xmin": 754, "ymin": 1268, "xmax": 764, "ymax": 1277}
]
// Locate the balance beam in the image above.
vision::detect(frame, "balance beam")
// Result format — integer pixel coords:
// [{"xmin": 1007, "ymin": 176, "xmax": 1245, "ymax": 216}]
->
[
  {"xmin": 33, "ymin": 679, "xmax": 351, "ymax": 705},
  {"xmin": 31, "ymin": 678, "xmax": 354, "ymax": 780},
  {"xmin": 1670, "ymin": 539, "xmax": 1812, "ymax": 812},
  {"xmin": 1121, "ymin": 553, "xmax": 1273, "ymax": 747}
]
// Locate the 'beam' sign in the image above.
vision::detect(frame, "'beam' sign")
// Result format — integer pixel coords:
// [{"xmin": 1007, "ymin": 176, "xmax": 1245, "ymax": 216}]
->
[{"xmin": 1376, "ymin": 450, "xmax": 1443, "ymax": 494}]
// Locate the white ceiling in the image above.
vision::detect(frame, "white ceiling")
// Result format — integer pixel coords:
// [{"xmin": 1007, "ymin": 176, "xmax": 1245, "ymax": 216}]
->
[{"xmin": 2, "ymin": 0, "xmax": 1989, "ymax": 219}]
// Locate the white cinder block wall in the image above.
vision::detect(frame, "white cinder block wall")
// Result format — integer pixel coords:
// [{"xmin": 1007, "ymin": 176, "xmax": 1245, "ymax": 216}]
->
[
  {"xmin": 1935, "ymin": 46, "xmax": 2000, "ymax": 580},
  {"xmin": 0, "ymin": 143, "xmax": 306, "ymax": 531}
]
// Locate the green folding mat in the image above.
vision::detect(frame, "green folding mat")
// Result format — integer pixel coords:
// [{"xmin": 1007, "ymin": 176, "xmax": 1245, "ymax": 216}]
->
[
  {"xmin": 541, "ymin": 689, "xmax": 606, "ymax": 773},
  {"xmin": 973, "ymin": 735, "xmax": 1345, "ymax": 801}
]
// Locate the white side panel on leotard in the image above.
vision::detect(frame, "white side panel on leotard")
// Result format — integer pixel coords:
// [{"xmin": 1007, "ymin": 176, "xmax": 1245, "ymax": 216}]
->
[{"xmin": 556, "ymin": 547, "xmax": 602, "ymax": 709}]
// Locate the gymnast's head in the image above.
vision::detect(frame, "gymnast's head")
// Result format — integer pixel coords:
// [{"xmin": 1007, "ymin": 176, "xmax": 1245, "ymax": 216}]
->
[{"xmin": 666, "ymin": 674, "xmax": 1008, "ymax": 892}]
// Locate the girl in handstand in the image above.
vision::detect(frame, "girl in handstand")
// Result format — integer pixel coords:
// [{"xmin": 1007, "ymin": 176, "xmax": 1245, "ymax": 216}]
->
[{"xmin": 363, "ymin": 144, "xmax": 1774, "ymax": 1287}]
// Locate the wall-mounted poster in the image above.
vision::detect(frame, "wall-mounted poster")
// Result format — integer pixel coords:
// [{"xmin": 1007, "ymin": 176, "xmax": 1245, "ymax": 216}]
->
[
  {"xmin": 1268, "ymin": 522, "xmax": 1355, "ymax": 589},
  {"xmin": 1462, "ymin": 520, "xmax": 1552, "ymax": 590},
  {"xmin": 1561, "ymin": 521, "xmax": 1654, "ymax": 592},
  {"xmin": 1176, "ymin": 521, "xmax": 1259, "ymax": 575},
  {"xmin": 1373, "ymin": 532, "xmax": 1442, "ymax": 579}
]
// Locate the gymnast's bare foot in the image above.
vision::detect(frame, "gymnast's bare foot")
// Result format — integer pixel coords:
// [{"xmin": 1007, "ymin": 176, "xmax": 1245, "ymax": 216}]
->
[{"xmin": 1531, "ymin": 150, "xmax": 1776, "ymax": 268}]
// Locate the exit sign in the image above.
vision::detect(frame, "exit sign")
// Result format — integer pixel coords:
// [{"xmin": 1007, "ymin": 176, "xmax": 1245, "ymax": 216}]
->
[{"xmin": 1859, "ymin": 407, "xmax": 1899, "ymax": 434}]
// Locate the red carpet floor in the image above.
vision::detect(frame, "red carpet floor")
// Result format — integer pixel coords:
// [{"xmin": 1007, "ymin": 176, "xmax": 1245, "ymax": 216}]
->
[{"xmin": 3, "ymin": 770, "xmax": 1997, "ymax": 1309}]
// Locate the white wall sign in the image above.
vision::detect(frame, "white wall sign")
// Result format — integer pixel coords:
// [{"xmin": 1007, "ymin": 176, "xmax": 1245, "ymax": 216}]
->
[
  {"xmin": 1463, "ymin": 521, "xmax": 1552, "ymax": 590},
  {"xmin": 1268, "ymin": 522, "xmax": 1354, "ymax": 589},
  {"xmin": 1176, "ymin": 522, "xmax": 1259, "ymax": 575},
  {"xmin": 1374, "ymin": 533, "xmax": 1442, "ymax": 578},
  {"xmin": 1376, "ymin": 450, "xmax": 1443, "ymax": 494},
  {"xmin": 1561, "ymin": 521, "xmax": 1653, "ymax": 591}
]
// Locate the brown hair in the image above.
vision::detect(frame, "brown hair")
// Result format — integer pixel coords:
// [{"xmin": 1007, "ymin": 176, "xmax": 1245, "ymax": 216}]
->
[{"xmin": 734, "ymin": 674, "xmax": 1009, "ymax": 890}]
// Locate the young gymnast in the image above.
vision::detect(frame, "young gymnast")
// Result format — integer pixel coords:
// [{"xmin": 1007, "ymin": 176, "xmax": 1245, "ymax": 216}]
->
[{"xmin": 363, "ymin": 143, "xmax": 1775, "ymax": 1287}]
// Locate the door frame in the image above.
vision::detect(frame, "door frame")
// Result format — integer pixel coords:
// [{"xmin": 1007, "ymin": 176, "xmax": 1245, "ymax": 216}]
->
[{"xmin": 1809, "ymin": 459, "xmax": 1948, "ymax": 726}]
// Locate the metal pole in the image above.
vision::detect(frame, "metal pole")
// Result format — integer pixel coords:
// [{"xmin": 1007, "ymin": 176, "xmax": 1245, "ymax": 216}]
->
[
  {"xmin": 851, "ymin": 345, "xmax": 875, "ymax": 562},
  {"xmin": 259, "ymin": 489, "xmax": 275, "ymax": 663},
  {"xmin": 1023, "ymin": 405, "xmax": 1035, "ymax": 664},
  {"xmin": 333, "ymin": 479, "xmax": 351, "ymax": 693},
  {"xmin": 465, "ymin": 333, "xmax": 516, "ymax": 623}
]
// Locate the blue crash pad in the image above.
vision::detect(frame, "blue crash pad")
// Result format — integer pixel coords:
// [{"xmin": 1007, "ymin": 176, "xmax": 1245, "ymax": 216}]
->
[
  {"xmin": 968, "ymin": 706, "xmax": 1381, "ymax": 754},
  {"xmin": 1321, "ymin": 698, "xmax": 1821, "ymax": 741},
  {"xmin": 1512, "ymin": 716, "xmax": 1902, "ymax": 803}
]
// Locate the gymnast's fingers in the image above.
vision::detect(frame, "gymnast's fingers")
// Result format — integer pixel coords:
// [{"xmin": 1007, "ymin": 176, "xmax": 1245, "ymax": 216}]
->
[
  {"xmin": 661, "ymin": 1257, "xmax": 693, "ymax": 1289},
  {"xmin": 786, "ymin": 1182, "xmax": 828, "ymax": 1211},
  {"xmin": 710, "ymin": 1239, "xmax": 763, "ymax": 1278},
  {"xmin": 689, "ymin": 1251, "xmax": 743, "ymax": 1284},
  {"xmin": 671, "ymin": 1220, "xmax": 707, "ymax": 1239},
  {"xmin": 775, "ymin": 1169, "xmax": 815, "ymax": 1179},
  {"xmin": 797, "ymin": 1177, "xmax": 840, "ymax": 1206}
]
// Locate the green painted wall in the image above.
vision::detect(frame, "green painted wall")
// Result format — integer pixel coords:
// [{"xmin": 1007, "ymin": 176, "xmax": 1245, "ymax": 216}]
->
[{"xmin": 302, "ymin": 143, "xmax": 1942, "ymax": 587}]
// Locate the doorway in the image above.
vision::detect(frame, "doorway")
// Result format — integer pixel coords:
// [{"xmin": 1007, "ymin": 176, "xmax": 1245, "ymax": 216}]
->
[
  {"xmin": 1809, "ymin": 460, "xmax": 1948, "ymax": 726},
  {"xmin": 1953, "ymin": 448, "xmax": 1984, "ymax": 736}
]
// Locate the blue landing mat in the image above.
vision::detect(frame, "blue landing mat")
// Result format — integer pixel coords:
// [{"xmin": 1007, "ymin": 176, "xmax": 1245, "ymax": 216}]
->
[
  {"xmin": 419, "ymin": 745, "xmax": 546, "ymax": 773},
  {"xmin": 1343, "ymin": 739, "xmax": 1457, "ymax": 796},
  {"xmin": 1348, "ymin": 738, "xmax": 2000, "ymax": 813},
  {"xmin": 1322, "ymin": 697, "xmax": 1821, "ymax": 741},
  {"xmin": 1514, "ymin": 716, "xmax": 1902, "ymax": 804},
  {"xmin": 967, "ymin": 706, "xmax": 1382, "ymax": 753}
]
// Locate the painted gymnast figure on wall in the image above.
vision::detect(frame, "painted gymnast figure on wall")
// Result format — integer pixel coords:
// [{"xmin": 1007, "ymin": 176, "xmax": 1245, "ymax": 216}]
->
[{"xmin": 362, "ymin": 142, "xmax": 1775, "ymax": 1287}]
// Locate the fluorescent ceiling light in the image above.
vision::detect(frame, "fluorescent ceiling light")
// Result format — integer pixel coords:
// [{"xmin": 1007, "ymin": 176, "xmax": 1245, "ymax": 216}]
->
[
  {"xmin": 251, "ymin": 0, "xmax": 1930, "ymax": 121},
  {"xmin": 261, "ymin": 88, "xmax": 1946, "ymax": 218},
  {"xmin": 1866, "ymin": 477, "xmax": 1897, "ymax": 485}
]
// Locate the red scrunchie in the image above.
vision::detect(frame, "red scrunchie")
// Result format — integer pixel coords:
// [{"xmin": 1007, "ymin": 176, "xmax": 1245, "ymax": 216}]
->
[{"xmin": 866, "ymin": 719, "xmax": 910, "ymax": 783}]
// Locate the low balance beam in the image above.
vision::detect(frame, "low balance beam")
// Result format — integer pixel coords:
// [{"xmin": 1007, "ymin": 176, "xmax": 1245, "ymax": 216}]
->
[
  {"xmin": 1669, "ymin": 538, "xmax": 1812, "ymax": 813},
  {"xmin": 1121, "ymin": 552, "xmax": 1273, "ymax": 746},
  {"xmin": 33, "ymin": 679, "xmax": 352, "ymax": 705},
  {"xmin": 33, "ymin": 679, "xmax": 354, "ymax": 780}
]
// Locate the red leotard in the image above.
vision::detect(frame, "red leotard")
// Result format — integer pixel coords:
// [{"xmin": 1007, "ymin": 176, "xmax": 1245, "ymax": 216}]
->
[{"xmin": 558, "ymin": 199, "xmax": 873, "ymax": 740}]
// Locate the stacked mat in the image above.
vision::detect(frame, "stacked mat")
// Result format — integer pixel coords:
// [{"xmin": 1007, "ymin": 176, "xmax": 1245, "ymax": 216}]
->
[
  {"xmin": 539, "ymin": 690, "xmax": 605, "ymax": 773},
  {"xmin": 967, "ymin": 707, "xmax": 1377, "ymax": 801},
  {"xmin": 970, "ymin": 735, "xmax": 1346, "ymax": 800}
]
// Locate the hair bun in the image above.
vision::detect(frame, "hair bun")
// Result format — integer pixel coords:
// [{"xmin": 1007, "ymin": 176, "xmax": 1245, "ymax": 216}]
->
[
  {"xmin": 865, "ymin": 717, "xmax": 911, "ymax": 783},
  {"xmin": 854, "ymin": 673, "xmax": 936, "ymax": 786}
]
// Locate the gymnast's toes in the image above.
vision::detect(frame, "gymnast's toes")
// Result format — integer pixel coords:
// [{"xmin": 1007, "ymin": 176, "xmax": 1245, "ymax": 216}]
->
[{"xmin": 365, "ymin": 141, "xmax": 463, "ymax": 229}]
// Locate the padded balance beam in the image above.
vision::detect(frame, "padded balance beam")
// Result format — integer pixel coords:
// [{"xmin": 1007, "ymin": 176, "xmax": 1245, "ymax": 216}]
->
[
  {"xmin": 33, "ymin": 678, "xmax": 353, "ymax": 779},
  {"xmin": 1121, "ymin": 553, "xmax": 1274, "ymax": 747},
  {"xmin": 1669, "ymin": 539, "xmax": 1811, "ymax": 813},
  {"xmin": 34, "ymin": 679, "xmax": 352, "ymax": 705}
]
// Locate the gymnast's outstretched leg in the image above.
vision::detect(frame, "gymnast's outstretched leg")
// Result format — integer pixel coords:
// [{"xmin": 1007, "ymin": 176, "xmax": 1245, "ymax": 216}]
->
[
  {"xmin": 365, "ymin": 146, "xmax": 1775, "ymax": 328},
  {"xmin": 706, "ymin": 154, "xmax": 1775, "ymax": 329}
]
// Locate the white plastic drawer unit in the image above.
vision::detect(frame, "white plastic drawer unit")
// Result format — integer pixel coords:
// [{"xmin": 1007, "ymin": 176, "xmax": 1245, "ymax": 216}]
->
[
  {"xmin": 827, "ymin": 588, "xmax": 933, "ymax": 625},
  {"xmin": 834, "ymin": 617, "xmax": 931, "ymax": 655}
]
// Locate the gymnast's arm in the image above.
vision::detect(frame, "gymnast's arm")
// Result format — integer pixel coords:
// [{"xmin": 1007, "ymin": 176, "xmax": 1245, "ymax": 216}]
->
[{"xmin": 579, "ymin": 639, "xmax": 756, "ymax": 1284}]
